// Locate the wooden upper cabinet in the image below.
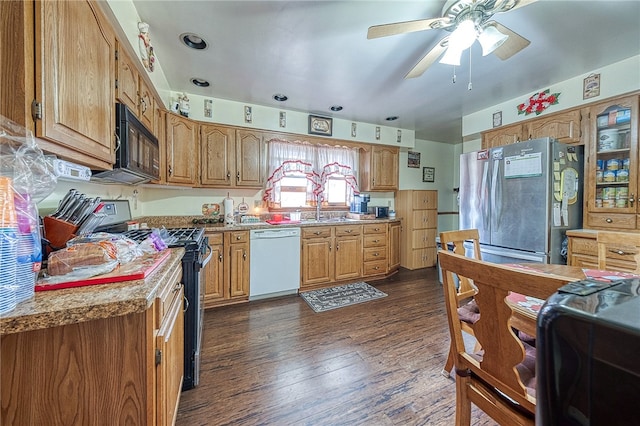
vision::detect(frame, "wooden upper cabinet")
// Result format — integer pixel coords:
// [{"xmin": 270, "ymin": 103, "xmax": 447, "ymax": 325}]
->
[
  {"xmin": 116, "ymin": 45, "xmax": 155, "ymax": 132},
  {"xmin": 482, "ymin": 123, "xmax": 524, "ymax": 148},
  {"xmin": 165, "ymin": 112, "xmax": 198, "ymax": 185},
  {"xmin": 35, "ymin": 0, "xmax": 116, "ymax": 170},
  {"xmin": 199, "ymin": 125, "xmax": 264, "ymax": 188},
  {"xmin": 524, "ymin": 109, "xmax": 581, "ymax": 143},
  {"xmin": 235, "ymin": 129, "xmax": 264, "ymax": 187},
  {"xmin": 200, "ymin": 124, "xmax": 235, "ymax": 186},
  {"xmin": 359, "ymin": 145, "xmax": 399, "ymax": 191}
]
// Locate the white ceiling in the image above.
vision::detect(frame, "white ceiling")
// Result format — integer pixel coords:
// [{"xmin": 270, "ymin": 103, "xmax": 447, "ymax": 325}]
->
[{"xmin": 131, "ymin": 0, "xmax": 640, "ymax": 144}]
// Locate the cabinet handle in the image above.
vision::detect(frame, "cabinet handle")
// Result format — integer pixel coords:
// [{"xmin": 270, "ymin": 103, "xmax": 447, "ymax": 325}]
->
[
  {"xmin": 345, "ymin": 229, "xmax": 352, "ymax": 233},
  {"xmin": 236, "ymin": 235, "xmax": 241, "ymax": 240},
  {"xmin": 606, "ymin": 217, "xmax": 613, "ymax": 223},
  {"xmin": 315, "ymin": 231, "xmax": 322, "ymax": 235},
  {"xmin": 374, "ymin": 266, "xmax": 380, "ymax": 270},
  {"xmin": 237, "ymin": 171, "xmax": 240, "ymax": 181},
  {"xmin": 609, "ymin": 248, "xmax": 632, "ymax": 256},
  {"xmin": 336, "ymin": 243, "xmax": 339, "ymax": 251},
  {"xmin": 374, "ymin": 227, "xmax": 380, "ymax": 231},
  {"xmin": 374, "ymin": 239, "xmax": 379, "ymax": 243},
  {"xmin": 329, "ymin": 244, "xmax": 332, "ymax": 251},
  {"xmin": 226, "ymin": 171, "xmax": 231, "ymax": 180},
  {"xmin": 218, "ymin": 253, "xmax": 223, "ymax": 262},
  {"xmin": 183, "ymin": 296, "xmax": 189, "ymax": 313},
  {"xmin": 139, "ymin": 96, "xmax": 147, "ymax": 113},
  {"xmin": 168, "ymin": 165, "xmax": 173, "ymax": 176},
  {"xmin": 243, "ymin": 250, "xmax": 247, "ymax": 260},
  {"xmin": 630, "ymin": 194, "xmax": 635, "ymax": 206},
  {"xmin": 373, "ymin": 252, "xmax": 379, "ymax": 257},
  {"xmin": 173, "ymin": 283, "xmax": 182, "ymax": 292}
]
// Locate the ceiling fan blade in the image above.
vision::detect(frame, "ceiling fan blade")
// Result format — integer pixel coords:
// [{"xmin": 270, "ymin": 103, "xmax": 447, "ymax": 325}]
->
[
  {"xmin": 404, "ymin": 38, "xmax": 449, "ymax": 79},
  {"xmin": 505, "ymin": 0, "xmax": 538, "ymax": 13},
  {"xmin": 367, "ymin": 17, "xmax": 451, "ymax": 39},
  {"xmin": 491, "ymin": 22, "xmax": 530, "ymax": 60}
]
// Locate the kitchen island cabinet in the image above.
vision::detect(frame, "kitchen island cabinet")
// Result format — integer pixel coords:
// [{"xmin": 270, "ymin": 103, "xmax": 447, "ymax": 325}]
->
[
  {"xmin": 203, "ymin": 230, "xmax": 250, "ymax": 308},
  {"xmin": 0, "ymin": 249, "xmax": 185, "ymax": 426}
]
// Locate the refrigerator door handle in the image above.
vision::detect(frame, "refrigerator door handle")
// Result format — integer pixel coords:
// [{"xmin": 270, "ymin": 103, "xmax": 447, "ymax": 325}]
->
[
  {"xmin": 481, "ymin": 162, "xmax": 490, "ymax": 232},
  {"xmin": 491, "ymin": 159, "xmax": 501, "ymax": 229}
]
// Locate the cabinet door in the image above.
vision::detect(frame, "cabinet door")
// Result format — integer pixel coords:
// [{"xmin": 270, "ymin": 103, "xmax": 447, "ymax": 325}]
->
[
  {"xmin": 200, "ymin": 124, "xmax": 235, "ymax": 186},
  {"xmin": 301, "ymin": 238, "xmax": 333, "ymax": 286},
  {"xmin": 166, "ymin": 113, "xmax": 198, "ymax": 185},
  {"xmin": 156, "ymin": 286, "xmax": 184, "ymax": 426},
  {"xmin": 138, "ymin": 78, "xmax": 155, "ymax": 132},
  {"xmin": 525, "ymin": 109, "xmax": 581, "ymax": 143},
  {"xmin": 115, "ymin": 46, "xmax": 139, "ymax": 113},
  {"xmin": 203, "ymin": 243, "xmax": 225, "ymax": 307},
  {"xmin": 411, "ymin": 210, "xmax": 437, "ymax": 230},
  {"xmin": 412, "ymin": 190, "xmax": 438, "ymax": 210},
  {"xmin": 228, "ymin": 242, "xmax": 249, "ymax": 298},
  {"xmin": 371, "ymin": 146, "xmax": 399, "ymax": 190},
  {"xmin": 335, "ymin": 236, "xmax": 362, "ymax": 281},
  {"xmin": 235, "ymin": 129, "xmax": 264, "ymax": 187},
  {"xmin": 482, "ymin": 123, "xmax": 523, "ymax": 149},
  {"xmin": 389, "ymin": 222, "xmax": 401, "ymax": 271},
  {"xmin": 586, "ymin": 95, "xmax": 638, "ymax": 226},
  {"xmin": 37, "ymin": 0, "xmax": 115, "ymax": 169}
]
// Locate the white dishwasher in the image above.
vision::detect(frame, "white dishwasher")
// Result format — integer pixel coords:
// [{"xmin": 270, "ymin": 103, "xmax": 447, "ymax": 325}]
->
[{"xmin": 249, "ymin": 227, "xmax": 301, "ymax": 300}]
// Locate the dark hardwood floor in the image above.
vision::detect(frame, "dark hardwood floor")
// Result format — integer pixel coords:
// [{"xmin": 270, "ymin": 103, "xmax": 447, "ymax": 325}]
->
[{"xmin": 177, "ymin": 267, "xmax": 496, "ymax": 425}]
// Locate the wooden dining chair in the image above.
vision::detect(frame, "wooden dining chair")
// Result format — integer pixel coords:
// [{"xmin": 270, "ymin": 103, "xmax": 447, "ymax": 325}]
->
[
  {"xmin": 438, "ymin": 250, "xmax": 574, "ymax": 426},
  {"xmin": 597, "ymin": 231, "xmax": 640, "ymax": 274},
  {"xmin": 439, "ymin": 229, "xmax": 482, "ymax": 377}
]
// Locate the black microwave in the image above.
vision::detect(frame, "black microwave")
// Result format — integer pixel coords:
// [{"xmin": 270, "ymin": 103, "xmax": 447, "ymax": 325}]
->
[{"xmin": 92, "ymin": 103, "xmax": 159, "ymax": 185}]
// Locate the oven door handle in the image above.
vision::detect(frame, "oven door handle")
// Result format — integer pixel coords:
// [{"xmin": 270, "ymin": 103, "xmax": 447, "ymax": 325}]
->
[{"xmin": 200, "ymin": 244, "xmax": 213, "ymax": 269}]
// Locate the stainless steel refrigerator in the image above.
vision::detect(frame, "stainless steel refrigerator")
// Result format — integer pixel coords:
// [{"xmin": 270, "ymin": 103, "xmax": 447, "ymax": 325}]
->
[{"xmin": 459, "ymin": 137, "xmax": 583, "ymax": 264}]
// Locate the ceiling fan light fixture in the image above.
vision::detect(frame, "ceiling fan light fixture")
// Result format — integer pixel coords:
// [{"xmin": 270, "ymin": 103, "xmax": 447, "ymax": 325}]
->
[
  {"xmin": 440, "ymin": 47, "xmax": 463, "ymax": 66},
  {"xmin": 478, "ymin": 25, "xmax": 509, "ymax": 56},
  {"xmin": 448, "ymin": 19, "xmax": 478, "ymax": 52}
]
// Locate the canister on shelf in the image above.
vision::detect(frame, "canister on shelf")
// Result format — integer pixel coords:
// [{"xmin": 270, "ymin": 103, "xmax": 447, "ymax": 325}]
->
[
  {"xmin": 615, "ymin": 198, "xmax": 627, "ymax": 208},
  {"xmin": 602, "ymin": 199, "xmax": 616, "ymax": 208},
  {"xmin": 605, "ymin": 159, "xmax": 621, "ymax": 170},
  {"xmin": 596, "ymin": 159, "xmax": 604, "ymax": 171},
  {"xmin": 616, "ymin": 187, "xmax": 629, "ymax": 199},
  {"xmin": 601, "ymin": 187, "xmax": 616, "ymax": 199},
  {"xmin": 595, "ymin": 198, "xmax": 603, "ymax": 208},
  {"xmin": 616, "ymin": 169, "xmax": 629, "ymax": 182},
  {"xmin": 603, "ymin": 170, "xmax": 616, "ymax": 182},
  {"xmin": 596, "ymin": 170, "xmax": 603, "ymax": 183},
  {"xmin": 623, "ymin": 158, "xmax": 630, "ymax": 169}
]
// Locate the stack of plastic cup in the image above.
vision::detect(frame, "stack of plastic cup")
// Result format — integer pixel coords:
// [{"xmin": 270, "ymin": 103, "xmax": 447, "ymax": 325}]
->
[
  {"xmin": 14, "ymin": 193, "xmax": 40, "ymax": 303},
  {"xmin": 0, "ymin": 176, "xmax": 19, "ymax": 314}
]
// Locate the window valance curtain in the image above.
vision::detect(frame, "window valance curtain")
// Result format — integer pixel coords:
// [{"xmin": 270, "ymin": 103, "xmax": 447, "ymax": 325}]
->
[{"xmin": 263, "ymin": 139, "xmax": 360, "ymax": 204}]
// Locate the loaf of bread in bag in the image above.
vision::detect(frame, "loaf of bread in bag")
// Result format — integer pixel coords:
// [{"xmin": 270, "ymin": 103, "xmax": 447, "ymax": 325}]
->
[{"xmin": 47, "ymin": 241, "xmax": 118, "ymax": 276}]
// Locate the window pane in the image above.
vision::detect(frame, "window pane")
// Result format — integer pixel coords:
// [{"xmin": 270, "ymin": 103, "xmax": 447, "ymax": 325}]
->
[
  {"xmin": 326, "ymin": 177, "xmax": 347, "ymax": 204},
  {"xmin": 280, "ymin": 175, "xmax": 308, "ymax": 208}
]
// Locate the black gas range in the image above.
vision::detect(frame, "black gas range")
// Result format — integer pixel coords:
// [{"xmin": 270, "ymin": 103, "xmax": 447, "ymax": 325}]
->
[{"xmin": 124, "ymin": 226, "xmax": 211, "ymax": 391}]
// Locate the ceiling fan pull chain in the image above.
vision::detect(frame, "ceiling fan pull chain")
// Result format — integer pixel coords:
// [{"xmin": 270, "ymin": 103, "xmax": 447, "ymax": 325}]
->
[{"xmin": 468, "ymin": 48, "xmax": 473, "ymax": 90}]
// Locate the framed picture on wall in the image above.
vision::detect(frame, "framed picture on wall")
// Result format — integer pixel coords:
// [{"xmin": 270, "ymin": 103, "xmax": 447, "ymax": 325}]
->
[
  {"xmin": 308, "ymin": 115, "xmax": 333, "ymax": 136},
  {"xmin": 408, "ymin": 151, "xmax": 420, "ymax": 168},
  {"xmin": 423, "ymin": 167, "xmax": 435, "ymax": 182}
]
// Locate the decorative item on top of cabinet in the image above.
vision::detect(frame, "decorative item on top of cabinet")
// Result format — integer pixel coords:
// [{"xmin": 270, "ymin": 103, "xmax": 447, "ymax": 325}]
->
[
  {"xmin": 203, "ymin": 231, "xmax": 249, "ymax": 308},
  {"xmin": 199, "ymin": 124, "xmax": 265, "ymax": 188},
  {"xmin": 396, "ymin": 190, "xmax": 437, "ymax": 269},
  {"xmin": 12, "ymin": 0, "xmax": 117, "ymax": 170},
  {"xmin": 165, "ymin": 112, "xmax": 198, "ymax": 185},
  {"xmin": 359, "ymin": 145, "xmax": 399, "ymax": 191},
  {"xmin": 585, "ymin": 94, "xmax": 638, "ymax": 231}
]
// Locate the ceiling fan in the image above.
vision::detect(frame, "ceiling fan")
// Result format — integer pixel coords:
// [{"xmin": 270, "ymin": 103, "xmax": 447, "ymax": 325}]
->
[{"xmin": 367, "ymin": 0, "xmax": 537, "ymax": 79}]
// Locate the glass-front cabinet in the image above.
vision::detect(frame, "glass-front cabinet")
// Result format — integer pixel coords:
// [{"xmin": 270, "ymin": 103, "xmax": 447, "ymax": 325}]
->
[{"xmin": 586, "ymin": 95, "xmax": 639, "ymax": 230}]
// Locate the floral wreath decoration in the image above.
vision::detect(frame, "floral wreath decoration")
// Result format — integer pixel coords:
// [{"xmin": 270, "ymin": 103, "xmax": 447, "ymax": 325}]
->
[{"xmin": 517, "ymin": 89, "xmax": 560, "ymax": 116}]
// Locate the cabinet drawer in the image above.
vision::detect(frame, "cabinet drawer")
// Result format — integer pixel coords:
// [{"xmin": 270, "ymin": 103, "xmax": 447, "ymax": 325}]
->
[
  {"xmin": 411, "ymin": 229, "xmax": 437, "ymax": 249},
  {"xmin": 206, "ymin": 232, "xmax": 223, "ymax": 245},
  {"xmin": 412, "ymin": 191, "xmax": 437, "ymax": 210},
  {"xmin": 569, "ymin": 253, "xmax": 598, "ymax": 268},
  {"xmin": 302, "ymin": 226, "xmax": 332, "ymax": 239},
  {"xmin": 363, "ymin": 223, "xmax": 386, "ymax": 234},
  {"xmin": 411, "ymin": 210, "xmax": 437, "ymax": 229},
  {"xmin": 364, "ymin": 246, "xmax": 387, "ymax": 262},
  {"xmin": 586, "ymin": 213, "xmax": 636, "ymax": 230},
  {"xmin": 570, "ymin": 237, "xmax": 597, "ymax": 256},
  {"xmin": 155, "ymin": 266, "xmax": 183, "ymax": 329},
  {"xmin": 228, "ymin": 230, "xmax": 249, "ymax": 243},
  {"xmin": 363, "ymin": 260, "xmax": 387, "ymax": 276},
  {"xmin": 335, "ymin": 225, "xmax": 362, "ymax": 236},
  {"xmin": 411, "ymin": 247, "xmax": 437, "ymax": 268},
  {"xmin": 364, "ymin": 234, "xmax": 386, "ymax": 248}
]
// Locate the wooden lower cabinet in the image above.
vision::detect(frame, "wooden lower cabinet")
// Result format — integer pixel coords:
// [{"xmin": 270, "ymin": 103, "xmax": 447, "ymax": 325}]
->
[
  {"xmin": 567, "ymin": 229, "xmax": 640, "ymax": 272},
  {"xmin": 362, "ymin": 223, "xmax": 388, "ymax": 277},
  {"xmin": 396, "ymin": 190, "xmax": 438, "ymax": 269},
  {"xmin": 203, "ymin": 231, "xmax": 250, "ymax": 308},
  {"xmin": 389, "ymin": 221, "xmax": 401, "ymax": 272},
  {"xmin": 0, "ymin": 266, "xmax": 184, "ymax": 426},
  {"xmin": 301, "ymin": 225, "xmax": 362, "ymax": 289}
]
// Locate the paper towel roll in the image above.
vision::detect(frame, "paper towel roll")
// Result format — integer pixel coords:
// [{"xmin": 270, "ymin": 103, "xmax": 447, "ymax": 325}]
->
[{"xmin": 224, "ymin": 196, "xmax": 234, "ymax": 225}]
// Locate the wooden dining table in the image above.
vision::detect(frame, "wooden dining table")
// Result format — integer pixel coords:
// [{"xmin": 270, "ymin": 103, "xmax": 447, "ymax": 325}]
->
[{"xmin": 504, "ymin": 263, "xmax": 590, "ymax": 338}]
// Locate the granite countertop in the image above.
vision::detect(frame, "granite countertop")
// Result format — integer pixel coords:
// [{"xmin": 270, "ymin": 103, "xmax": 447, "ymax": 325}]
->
[{"xmin": 0, "ymin": 248, "xmax": 185, "ymax": 336}]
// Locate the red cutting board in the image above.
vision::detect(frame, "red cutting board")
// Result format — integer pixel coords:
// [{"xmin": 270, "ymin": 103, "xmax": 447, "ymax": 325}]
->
[
  {"xmin": 35, "ymin": 250, "xmax": 171, "ymax": 292},
  {"xmin": 265, "ymin": 219, "xmax": 301, "ymax": 225}
]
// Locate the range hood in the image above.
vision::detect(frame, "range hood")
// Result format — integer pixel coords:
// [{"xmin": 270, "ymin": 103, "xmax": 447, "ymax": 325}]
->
[{"xmin": 91, "ymin": 168, "xmax": 154, "ymax": 185}]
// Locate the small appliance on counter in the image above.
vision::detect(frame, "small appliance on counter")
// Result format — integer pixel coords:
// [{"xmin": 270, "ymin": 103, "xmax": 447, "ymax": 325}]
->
[
  {"xmin": 371, "ymin": 206, "xmax": 389, "ymax": 218},
  {"xmin": 350, "ymin": 193, "xmax": 370, "ymax": 213}
]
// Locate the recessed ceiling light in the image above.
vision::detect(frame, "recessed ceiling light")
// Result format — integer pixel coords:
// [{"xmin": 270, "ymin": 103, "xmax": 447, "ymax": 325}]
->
[
  {"xmin": 330, "ymin": 105, "xmax": 343, "ymax": 112},
  {"xmin": 273, "ymin": 94, "xmax": 288, "ymax": 102},
  {"xmin": 180, "ymin": 33, "xmax": 208, "ymax": 50},
  {"xmin": 385, "ymin": 116, "xmax": 399, "ymax": 121},
  {"xmin": 191, "ymin": 78, "xmax": 210, "ymax": 87}
]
